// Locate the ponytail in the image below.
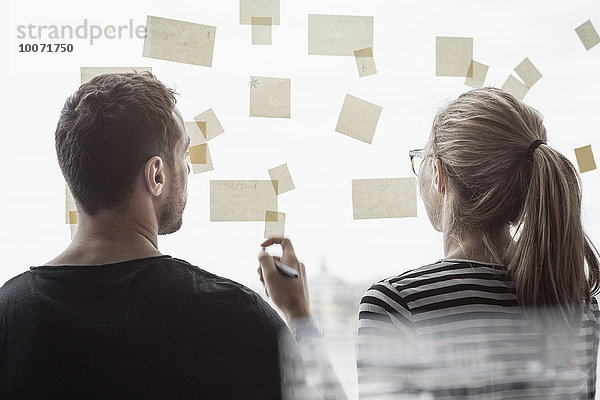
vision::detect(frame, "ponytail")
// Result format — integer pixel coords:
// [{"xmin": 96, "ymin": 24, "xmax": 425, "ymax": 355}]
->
[{"xmin": 506, "ymin": 144, "xmax": 600, "ymax": 322}]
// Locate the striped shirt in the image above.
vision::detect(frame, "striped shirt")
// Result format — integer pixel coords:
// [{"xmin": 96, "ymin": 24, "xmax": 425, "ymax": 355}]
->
[{"xmin": 358, "ymin": 258, "xmax": 600, "ymax": 399}]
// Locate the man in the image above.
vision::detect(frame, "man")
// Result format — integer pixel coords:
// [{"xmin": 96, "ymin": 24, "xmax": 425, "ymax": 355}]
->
[{"xmin": 0, "ymin": 72, "xmax": 300, "ymax": 399}]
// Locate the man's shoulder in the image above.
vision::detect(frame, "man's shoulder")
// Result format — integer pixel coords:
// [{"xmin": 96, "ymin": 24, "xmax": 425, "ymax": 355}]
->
[
  {"xmin": 0, "ymin": 270, "xmax": 31, "ymax": 299},
  {"xmin": 1, "ymin": 256, "xmax": 285, "ymax": 331},
  {"xmin": 163, "ymin": 257, "xmax": 286, "ymax": 327},
  {"xmin": 168, "ymin": 257, "xmax": 264, "ymax": 298}
]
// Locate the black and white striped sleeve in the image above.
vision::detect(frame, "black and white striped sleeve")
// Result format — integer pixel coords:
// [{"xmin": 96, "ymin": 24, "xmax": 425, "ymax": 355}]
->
[{"xmin": 356, "ymin": 279, "xmax": 416, "ymax": 398}]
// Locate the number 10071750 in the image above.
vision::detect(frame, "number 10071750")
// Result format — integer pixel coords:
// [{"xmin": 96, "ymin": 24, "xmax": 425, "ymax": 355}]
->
[{"xmin": 18, "ymin": 43, "xmax": 73, "ymax": 52}]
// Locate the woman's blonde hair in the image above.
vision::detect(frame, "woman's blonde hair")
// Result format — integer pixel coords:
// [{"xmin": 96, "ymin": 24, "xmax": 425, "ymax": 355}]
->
[{"xmin": 422, "ymin": 87, "xmax": 600, "ymax": 321}]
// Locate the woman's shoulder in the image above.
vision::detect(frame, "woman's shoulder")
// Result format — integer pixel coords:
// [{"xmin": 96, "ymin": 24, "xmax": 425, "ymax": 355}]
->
[
  {"xmin": 388, "ymin": 258, "xmax": 506, "ymax": 283},
  {"xmin": 359, "ymin": 260, "xmax": 449, "ymax": 316},
  {"xmin": 361, "ymin": 259, "xmax": 511, "ymax": 307}
]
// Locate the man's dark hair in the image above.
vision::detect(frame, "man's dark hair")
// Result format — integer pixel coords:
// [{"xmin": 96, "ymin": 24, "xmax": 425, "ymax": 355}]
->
[{"xmin": 55, "ymin": 71, "xmax": 179, "ymax": 215}]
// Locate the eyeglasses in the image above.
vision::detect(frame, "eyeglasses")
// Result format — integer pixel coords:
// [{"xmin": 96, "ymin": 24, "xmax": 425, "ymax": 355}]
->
[{"xmin": 409, "ymin": 149, "xmax": 424, "ymax": 176}]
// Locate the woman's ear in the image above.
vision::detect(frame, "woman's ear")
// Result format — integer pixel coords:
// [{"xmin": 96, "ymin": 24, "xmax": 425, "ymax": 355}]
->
[
  {"xmin": 144, "ymin": 156, "xmax": 165, "ymax": 197},
  {"xmin": 434, "ymin": 158, "xmax": 446, "ymax": 195}
]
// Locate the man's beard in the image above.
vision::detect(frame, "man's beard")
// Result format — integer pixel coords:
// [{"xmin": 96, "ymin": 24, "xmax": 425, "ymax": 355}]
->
[{"xmin": 157, "ymin": 169, "xmax": 187, "ymax": 235}]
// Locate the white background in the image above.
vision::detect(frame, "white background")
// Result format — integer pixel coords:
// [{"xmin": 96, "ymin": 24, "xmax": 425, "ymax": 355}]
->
[
  {"xmin": 3, "ymin": 1, "xmax": 600, "ymax": 397},
  {"xmin": 2, "ymin": 0, "xmax": 600, "ymax": 322}
]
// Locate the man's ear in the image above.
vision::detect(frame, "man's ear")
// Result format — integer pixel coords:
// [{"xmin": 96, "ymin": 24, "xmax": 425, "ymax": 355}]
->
[
  {"xmin": 144, "ymin": 156, "xmax": 165, "ymax": 197},
  {"xmin": 434, "ymin": 158, "xmax": 446, "ymax": 195}
]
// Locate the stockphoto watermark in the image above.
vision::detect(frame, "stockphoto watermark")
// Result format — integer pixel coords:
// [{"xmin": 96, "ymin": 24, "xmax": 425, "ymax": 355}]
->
[{"xmin": 16, "ymin": 19, "xmax": 147, "ymax": 45}]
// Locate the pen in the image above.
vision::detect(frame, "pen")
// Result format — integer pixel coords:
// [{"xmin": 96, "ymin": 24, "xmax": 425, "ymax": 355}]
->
[{"xmin": 274, "ymin": 259, "xmax": 299, "ymax": 279}]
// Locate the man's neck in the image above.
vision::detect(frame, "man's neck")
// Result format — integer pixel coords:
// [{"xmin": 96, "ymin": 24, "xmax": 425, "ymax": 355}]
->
[{"xmin": 45, "ymin": 210, "xmax": 162, "ymax": 266}]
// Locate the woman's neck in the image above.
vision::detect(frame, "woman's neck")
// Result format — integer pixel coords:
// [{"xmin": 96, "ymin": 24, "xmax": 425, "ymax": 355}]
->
[{"xmin": 443, "ymin": 226, "xmax": 513, "ymax": 265}]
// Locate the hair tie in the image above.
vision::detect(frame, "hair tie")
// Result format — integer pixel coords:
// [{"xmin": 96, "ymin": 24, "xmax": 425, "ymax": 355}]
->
[{"xmin": 526, "ymin": 139, "xmax": 546, "ymax": 160}]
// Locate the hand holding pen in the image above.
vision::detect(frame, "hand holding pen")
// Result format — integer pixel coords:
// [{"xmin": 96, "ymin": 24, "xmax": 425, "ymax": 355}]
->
[{"xmin": 258, "ymin": 237, "xmax": 311, "ymax": 322}]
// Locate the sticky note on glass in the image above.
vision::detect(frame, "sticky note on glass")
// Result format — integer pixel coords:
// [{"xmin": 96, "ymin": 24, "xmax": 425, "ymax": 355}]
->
[
  {"xmin": 264, "ymin": 211, "xmax": 285, "ymax": 238},
  {"xmin": 575, "ymin": 20, "xmax": 600, "ymax": 51},
  {"xmin": 252, "ymin": 17, "xmax": 272, "ymax": 45},
  {"xmin": 514, "ymin": 58, "xmax": 542, "ymax": 88},
  {"xmin": 501, "ymin": 75, "xmax": 529, "ymax": 101},
  {"xmin": 354, "ymin": 47, "xmax": 377, "ymax": 77},
  {"xmin": 436, "ymin": 37, "xmax": 473, "ymax": 77},
  {"xmin": 142, "ymin": 15, "xmax": 216, "ymax": 67},
  {"xmin": 240, "ymin": 0, "xmax": 280, "ymax": 25},
  {"xmin": 574, "ymin": 145, "xmax": 597, "ymax": 173},
  {"xmin": 188, "ymin": 144, "xmax": 207, "ymax": 164},
  {"xmin": 249, "ymin": 76, "xmax": 291, "ymax": 118},
  {"xmin": 268, "ymin": 164, "xmax": 295, "ymax": 194},
  {"xmin": 187, "ymin": 149, "xmax": 213, "ymax": 174},
  {"xmin": 185, "ymin": 122, "xmax": 214, "ymax": 174},
  {"xmin": 464, "ymin": 61, "xmax": 488, "ymax": 89},
  {"xmin": 335, "ymin": 94, "xmax": 382, "ymax": 144},
  {"xmin": 80, "ymin": 67, "xmax": 152, "ymax": 84},
  {"xmin": 352, "ymin": 178, "xmax": 416, "ymax": 219},
  {"xmin": 210, "ymin": 180, "xmax": 278, "ymax": 221},
  {"xmin": 308, "ymin": 14, "xmax": 374, "ymax": 56},
  {"xmin": 65, "ymin": 184, "xmax": 77, "ymax": 224},
  {"xmin": 69, "ymin": 224, "xmax": 77, "ymax": 240},
  {"xmin": 186, "ymin": 121, "xmax": 206, "ymax": 145},
  {"xmin": 66, "ymin": 184, "xmax": 78, "ymax": 240},
  {"xmin": 194, "ymin": 108, "xmax": 225, "ymax": 141}
]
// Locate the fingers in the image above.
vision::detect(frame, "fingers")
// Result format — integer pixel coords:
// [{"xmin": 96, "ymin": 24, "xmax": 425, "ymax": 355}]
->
[
  {"xmin": 257, "ymin": 265, "xmax": 269, "ymax": 297},
  {"xmin": 260, "ymin": 237, "xmax": 296, "ymax": 256},
  {"xmin": 258, "ymin": 249, "xmax": 276, "ymax": 275},
  {"xmin": 299, "ymin": 262, "xmax": 309, "ymax": 302},
  {"xmin": 257, "ymin": 266, "xmax": 265, "ymax": 284}
]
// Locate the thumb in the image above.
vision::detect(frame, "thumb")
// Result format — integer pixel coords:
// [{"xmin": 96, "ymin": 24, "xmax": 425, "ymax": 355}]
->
[{"xmin": 258, "ymin": 249, "xmax": 277, "ymax": 277}]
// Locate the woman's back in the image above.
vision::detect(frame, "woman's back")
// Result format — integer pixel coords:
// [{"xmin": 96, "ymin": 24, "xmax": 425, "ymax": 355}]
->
[{"xmin": 358, "ymin": 259, "xmax": 600, "ymax": 399}]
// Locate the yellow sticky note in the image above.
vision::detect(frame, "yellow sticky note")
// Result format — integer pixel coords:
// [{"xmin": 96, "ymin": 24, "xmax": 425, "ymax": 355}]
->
[
  {"xmin": 69, "ymin": 224, "xmax": 77, "ymax": 240},
  {"xmin": 194, "ymin": 109, "xmax": 224, "ymax": 141},
  {"xmin": 66, "ymin": 185, "xmax": 78, "ymax": 240},
  {"xmin": 501, "ymin": 75, "xmax": 529, "ymax": 101},
  {"xmin": 68, "ymin": 211, "xmax": 78, "ymax": 225},
  {"xmin": 574, "ymin": 145, "xmax": 597, "ymax": 173},
  {"xmin": 436, "ymin": 37, "xmax": 473, "ymax": 77},
  {"xmin": 268, "ymin": 164, "xmax": 295, "ymax": 194},
  {"xmin": 464, "ymin": 61, "xmax": 488, "ymax": 89},
  {"xmin": 210, "ymin": 180, "xmax": 278, "ymax": 221},
  {"xmin": 194, "ymin": 121, "xmax": 207, "ymax": 138},
  {"xmin": 142, "ymin": 15, "xmax": 216, "ymax": 67},
  {"xmin": 354, "ymin": 47, "xmax": 377, "ymax": 77},
  {"xmin": 240, "ymin": 0, "xmax": 280, "ymax": 25},
  {"xmin": 184, "ymin": 122, "xmax": 214, "ymax": 174},
  {"xmin": 185, "ymin": 122, "xmax": 207, "ymax": 146},
  {"xmin": 186, "ymin": 150, "xmax": 214, "ymax": 174},
  {"xmin": 308, "ymin": 14, "xmax": 374, "ymax": 56},
  {"xmin": 575, "ymin": 20, "xmax": 600, "ymax": 51},
  {"xmin": 252, "ymin": 17, "xmax": 272, "ymax": 45},
  {"xmin": 65, "ymin": 184, "xmax": 77, "ymax": 224},
  {"xmin": 352, "ymin": 178, "xmax": 417, "ymax": 219},
  {"xmin": 249, "ymin": 76, "xmax": 291, "ymax": 118},
  {"xmin": 514, "ymin": 58, "xmax": 542, "ymax": 88},
  {"xmin": 189, "ymin": 144, "xmax": 207, "ymax": 165},
  {"xmin": 335, "ymin": 94, "xmax": 383, "ymax": 144},
  {"xmin": 264, "ymin": 211, "xmax": 286, "ymax": 238},
  {"xmin": 80, "ymin": 67, "xmax": 152, "ymax": 84}
]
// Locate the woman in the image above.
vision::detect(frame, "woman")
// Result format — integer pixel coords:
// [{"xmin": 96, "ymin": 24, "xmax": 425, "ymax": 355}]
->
[{"xmin": 258, "ymin": 88, "xmax": 600, "ymax": 399}]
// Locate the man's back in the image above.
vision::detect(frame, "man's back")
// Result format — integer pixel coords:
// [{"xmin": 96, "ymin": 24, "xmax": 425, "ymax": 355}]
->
[{"xmin": 1, "ymin": 255, "xmax": 287, "ymax": 399}]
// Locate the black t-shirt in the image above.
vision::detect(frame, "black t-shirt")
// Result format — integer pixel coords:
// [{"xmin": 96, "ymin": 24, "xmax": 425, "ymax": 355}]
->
[{"xmin": 0, "ymin": 255, "xmax": 292, "ymax": 399}]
